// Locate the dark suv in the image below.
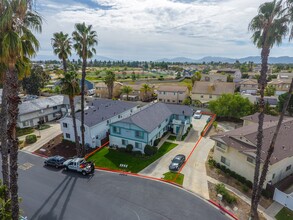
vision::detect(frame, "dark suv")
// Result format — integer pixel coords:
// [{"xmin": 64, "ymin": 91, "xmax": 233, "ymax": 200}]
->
[
  {"xmin": 169, "ymin": 154, "xmax": 186, "ymax": 171},
  {"xmin": 44, "ymin": 156, "xmax": 66, "ymax": 168}
]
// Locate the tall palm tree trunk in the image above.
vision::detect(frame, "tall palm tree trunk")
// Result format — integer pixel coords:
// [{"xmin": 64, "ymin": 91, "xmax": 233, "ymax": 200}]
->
[
  {"xmin": 7, "ymin": 66, "xmax": 20, "ymax": 220},
  {"xmin": 69, "ymin": 96, "xmax": 80, "ymax": 155},
  {"xmin": 251, "ymin": 46, "xmax": 270, "ymax": 220},
  {"xmin": 62, "ymin": 58, "xmax": 67, "ymax": 73},
  {"xmin": 255, "ymin": 78, "xmax": 293, "ymax": 205},
  {"xmin": 0, "ymin": 71, "xmax": 10, "ymax": 202},
  {"xmin": 80, "ymin": 56, "xmax": 86, "ymax": 157}
]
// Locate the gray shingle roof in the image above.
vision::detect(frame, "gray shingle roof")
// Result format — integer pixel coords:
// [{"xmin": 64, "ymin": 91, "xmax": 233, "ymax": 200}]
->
[
  {"xmin": 19, "ymin": 95, "xmax": 64, "ymax": 115},
  {"xmin": 211, "ymin": 117, "xmax": 293, "ymax": 165},
  {"xmin": 116, "ymin": 102, "xmax": 193, "ymax": 132},
  {"xmin": 75, "ymin": 99, "xmax": 137, "ymax": 127},
  {"xmin": 241, "ymin": 113, "xmax": 280, "ymax": 123}
]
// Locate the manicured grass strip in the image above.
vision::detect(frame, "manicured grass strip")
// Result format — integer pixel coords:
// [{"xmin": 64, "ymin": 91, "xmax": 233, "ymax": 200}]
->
[
  {"xmin": 167, "ymin": 135, "xmax": 176, "ymax": 141},
  {"xmin": 16, "ymin": 127, "xmax": 35, "ymax": 137},
  {"xmin": 87, "ymin": 141, "xmax": 178, "ymax": 173},
  {"xmin": 275, "ymin": 207, "xmax": 293, "ymax": 220},
  {"xmin": 163, "ymin": 172, "xmax": 184, "ymax": 185},
  {"xmin": 37, "ymin": 124, "xmax": 51, "ymax": 130}
]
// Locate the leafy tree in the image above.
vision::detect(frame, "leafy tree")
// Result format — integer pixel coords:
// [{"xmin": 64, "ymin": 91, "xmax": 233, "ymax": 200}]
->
[
  {"xmin": 183, "ymin": 97, "xmax": 191, "ymax": 105},
  {"xmin": 208, "ymin": 94, "xmax": 253, "ymax": 119},
  {"xmin": 264, "ymin": 85, "xmax": 276, "ymax": 96},
  {"xmin": 278, "ymin": 92, "xmax": 293, "ymax": 116},
  {"xmin": 121, "ymin": 85, "xmax": 133, "ymax": 100},
  {"xmin": 104, "ymin": 70, "xmax": 116, "ymax": 99},
  {"xmin": 249, "ymin": 1, "xmax": 289, "ymax": 218},
  {"xmin": 60, "ymin": 71, "xmax": 81, "ymax": 155},
  {"xmin": 131, "ymin": 72, "xmax": 136, "ymax": 81},
  {"xmin": 0, "ymin": 0, "xmax": 42, "ymax": 218},
  {"xmin": 72, "ymin": 22, "xmax": 98, "ymax": 156},
  {"xmin": 51, "ymin": 32, "xmax": 72, "ymax": 72},
  {"xmin": 22, "ymin": 65, "xmax": 49, "ymax": 95},
  {"xmin": 227, "ymin": 74, "xmax": 234, "ymax": 82},
  {"xmin": 191, "ymin": 71, "xmax": 201, "ymax": 86}
]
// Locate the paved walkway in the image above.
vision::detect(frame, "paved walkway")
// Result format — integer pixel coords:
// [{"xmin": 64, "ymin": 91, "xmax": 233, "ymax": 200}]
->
[
  {"xmin": 266, "ymin": 202, "xmax": 283, "ymax": 219},
  {"xmin": 21, "ymin": 122, "xmax": 62, "ymax": 153}
]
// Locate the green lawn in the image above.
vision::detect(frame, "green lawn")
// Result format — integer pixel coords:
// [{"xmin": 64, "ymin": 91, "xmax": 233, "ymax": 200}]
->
[
  {"xmin": 87, "ymin": 141, "xmax": 178, "ymax": 173},
  {"xmin": 36, "ymin": 124, "xmax": 51, "ymax": 130},
  {"xmin": 163, "ymin": 172, "xmax": 184, "ymax": 185},
  {"xmin": 16, "ymin": 127, "xmax": 35, "ymax": 137},
  {"xmin": 167, "ymin": 135, "xmax": 176, "ymax": 141},
  {"xmin": 275, "ymin": 207, "xmax": 293, "ymax": 220}
]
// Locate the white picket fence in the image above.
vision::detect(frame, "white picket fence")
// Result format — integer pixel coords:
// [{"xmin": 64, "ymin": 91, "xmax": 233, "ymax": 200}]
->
[{"xmin": 273, "ymin": 188, "xmax": 293, "ymax": 211}]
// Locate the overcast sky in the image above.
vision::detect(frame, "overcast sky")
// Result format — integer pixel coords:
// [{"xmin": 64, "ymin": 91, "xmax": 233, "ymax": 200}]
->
[{"xmin": 35, "ymin": 0, "xmax": 293, "ymax": 61}]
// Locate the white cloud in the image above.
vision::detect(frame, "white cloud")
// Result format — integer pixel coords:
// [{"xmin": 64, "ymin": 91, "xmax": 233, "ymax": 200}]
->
[{"xmin": 34, "ymin": 0, "xmax": 293, "ymax": 60}]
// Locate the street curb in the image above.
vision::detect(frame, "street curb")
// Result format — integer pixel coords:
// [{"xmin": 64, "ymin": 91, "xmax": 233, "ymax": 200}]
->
[
  {"xmin": 208, "ymin": 199, "xmax": 238, "ymax": 220},
  {"xmin": 31, "ymin": 151, "xmax": 48, "ymax": 158}
]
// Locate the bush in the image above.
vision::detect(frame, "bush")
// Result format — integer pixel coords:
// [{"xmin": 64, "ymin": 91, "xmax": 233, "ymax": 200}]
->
[
  {"xmin": 25, "ymin": 134, "xmax": 37, "ymax": 144},
  {"xmin": 154, "ymin": 138, "xmax": 161, "ymax": 146},
  {"xmin": 126, "ymin": 144, "xmax": 133, "ymax": 153},
  {"xmin": 242, "ymin": 185, "xmax": 249, "ymax": 193},
  {"xmin": 215, "ymin": 183, "xmax": 237, "ymax": 204},
  {"xmin": 144, "ymin": 145, "xmax": 157, "ymax": 156}
]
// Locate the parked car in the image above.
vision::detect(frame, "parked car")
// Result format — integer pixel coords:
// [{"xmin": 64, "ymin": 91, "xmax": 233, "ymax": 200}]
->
[
  {"xmin": 63, "ymin": 158, "xmax": 94, "ymax": 175},
  {"xmin": 193, "ymin": 110, "xmax": 202, "ymax": 119},
  {"xmin": 44, "ymin": 155, "xmax": 66, "ymax": 168},
  {"xmin": 169, "ymin": 154, "xmax": 186, "ymax": 171}
]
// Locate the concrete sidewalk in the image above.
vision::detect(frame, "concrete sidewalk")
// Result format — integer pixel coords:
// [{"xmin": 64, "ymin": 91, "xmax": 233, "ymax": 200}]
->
[{"xmin": 21, "ymin": 122, "xmax": 62, "ymax": 153}]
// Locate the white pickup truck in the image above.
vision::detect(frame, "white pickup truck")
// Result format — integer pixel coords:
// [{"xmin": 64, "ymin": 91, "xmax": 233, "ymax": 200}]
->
[{"xmin": 63, "ymin": 158, "xmax": 94, "ymax": 175}]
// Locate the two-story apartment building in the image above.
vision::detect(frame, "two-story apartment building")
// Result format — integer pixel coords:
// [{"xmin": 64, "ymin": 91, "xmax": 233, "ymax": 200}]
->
[
  {"xmin": 157, "ymin": 86, "xmax": 189, "ymax": 104},
  {"xmin": 109, "ymin": 103, "xmax": 193, "ymax": 153},
  {"xmin": 267, "ymin": 79, "xmax": 292, "ymax": 96},
  {"xmin": 95, "ymin": 82, "xmax": 123, "ymax": 99},
  {"xmin": 191, "ymin": 81, "xmax": 235, "ymax": 103},
  {"xmin": 60, "ymin": 99, "xmax": 138, "ymax": 148},
  {"xmin": 239, "ymin": 79, "xmax": 258, "ymax": 94},
  {"xmin": 18, "ymin": 95, "xmax": 66, "ymax": 128},
  {"xmin": 211, "ymin": 114, "xmax": 293, "ymax": 188}
]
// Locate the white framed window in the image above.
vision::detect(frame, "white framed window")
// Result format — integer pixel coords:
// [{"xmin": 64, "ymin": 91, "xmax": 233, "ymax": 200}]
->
[
  {"xmin": 65, "ymin": 133, "xmax": 70, "ymax": 138},
  {"xmin": 135, "ymin": 131, "xmax": 144, "ymax": 139},
  {"xmin": 63, "ymin": 123, "xmax": 68, "ymax": 128},
  {"xmin": 247, "ymin": 156, "xmax": 255, "ymax": 164},
  {"xmin": 122, "ymin": 139, "xmax": 127, "ymax": 146},
  {"xmin": 220, "ymin": 156, "xmax": 230, "ymax": 166},
  {"xmin": 135, "ymin": 142, "xmax": 142, "ymax": 149},
  {"xmin": 216, "ymin": 142, "xmax": 227, "ymax": 152},
  {"xmin": 286, "ymin": 165, "xmax": 291, "ymax": 171},
  {"xmin": 113, "ymin": 126, "xmax": 120, "ymax": 134}
]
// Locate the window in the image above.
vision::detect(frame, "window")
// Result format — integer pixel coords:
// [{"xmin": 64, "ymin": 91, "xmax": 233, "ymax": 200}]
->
[
  {"xmin": 135, "ymin": 131, "xmax": 144, "ymax": 139},
  {"xmin": 63, "ymin": 123, "xmax": 68, "ymax": 128},
  {"xmin": 174, "ymin": 92, "xmax": 176, "ymax": 95},
  {"xmin": 201, "ymin": 95, "xmax": 204, "ymax": 98},
  {"xmin": 107, "ymin": 120, "xmax": 110, "ymax": 125},
  {"xmin": 247, "ymin": 156, "xmax": 255, "ymax": 164},
  {"xmin": 159, "ymin": 99, "xmax": 162, "ymax": 101},
  {"xmin": 209, "ymin": 95, "xmax": 212, "ymax": 99},
  {"xmin": 53, "ymin": 106, "xmax": 58, "ymax": 110},
  {"xmin": 65, "ymin": 133, "xmax": 70, "ymax": 138},
  {"xmin": 122, "ymin": 139, "xmax": 127, "ymax": 146},
  {"xmin": 216, "ymin": 142, "xmax": 227, "ymax": 151},
  {"xmin": 272, "ymin": 173, "xmax": 275, "ymax": 179},
  {"xmin": 113, "ymin": 126, "xmax": 120, "ymax": 134},
  {"xmin": 22, "ymin": 121, "xmax": 29, "ymax": 127},
  {"xmin": 158, "ymin": 124, "xmax": 161, "ymax": 129},
  {"xmin": 167, "ymin": 99, "xmax": 170, "ymax": 102},
  {"xmin": 220, "ymin": 156, "xmax": 230, "ymax": 166},
  {"xmin": 135, "ymin": 142, "xmax": 142, "ymax": 149},
  {"xmin": 286, "ymin": 165, "xmax": 291, "ymax": 171}
]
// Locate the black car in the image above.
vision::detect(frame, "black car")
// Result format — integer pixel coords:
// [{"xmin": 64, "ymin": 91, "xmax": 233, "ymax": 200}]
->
[
  {"xmin": 44, "ymin": 156, "xmax": 66, "ymax": 168},
  {"xmin": 169, "ymin": 154, "xmax": 186, "ymax": 171}
]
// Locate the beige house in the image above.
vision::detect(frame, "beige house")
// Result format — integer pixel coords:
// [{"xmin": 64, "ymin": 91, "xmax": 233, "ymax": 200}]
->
[
  {"xmin": 211, "ymin": 114, "xmax": 293, "ymax": 188},
  {"xmin": 157, "ymin": 85, "xmax": 189, "ymax": 104},
  {"xmin": 267, "ymin": 79, "xmax": 292, "ymax": 96},
  {"xmin": 95, "ymin": 82, "xmax": 123, "ymax": 99},
  {"xmin": 120, "ymin": 84, "xmax": 155, "ymax": 101},
  {"xmin": 191, "ymin": 81, "xmax": 235, "ymax": 103},
  {"xmin": 239, "ymin": 79, "xmax": 258, "ymax": 94}
]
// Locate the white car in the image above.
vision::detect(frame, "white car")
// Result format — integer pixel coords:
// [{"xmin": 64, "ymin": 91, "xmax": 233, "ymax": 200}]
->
[{"xmin": 193, "ymin": 110, "xmax": 202, "ymax": 119}]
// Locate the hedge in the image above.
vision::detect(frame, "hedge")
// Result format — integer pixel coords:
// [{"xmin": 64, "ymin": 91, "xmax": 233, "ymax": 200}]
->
[{"xmin": 25, "ymin": 134, "xmax": 37, "ymax": 144}]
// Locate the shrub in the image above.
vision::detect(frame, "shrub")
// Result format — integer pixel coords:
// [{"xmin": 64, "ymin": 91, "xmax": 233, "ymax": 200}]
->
[
  {"xmin": 215, "ymin": 183, "xmax": 237, "ymax": 204},
  {"xmin": 126, "ymin": 144, "xmax": 133, "ymax": 153},
  {"xmin": 25, "ymin": 134, "xmax": 37, "ymax": 144},
  {"xmin": 154, "ymin": 138, "xmax": 161, "ymax": 146},
  {"xmin": 144, "ymin": 145, "xmax": 157, "ymax": 156},
  {"xmin": 242, "ymin": 185, "xmax": 249, "ymax": 193}
]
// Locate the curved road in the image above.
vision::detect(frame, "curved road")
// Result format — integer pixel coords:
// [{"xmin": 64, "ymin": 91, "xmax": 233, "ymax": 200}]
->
[{"xmin": 15, "ymin": 152, "xmax": 228, "ymax": 220}]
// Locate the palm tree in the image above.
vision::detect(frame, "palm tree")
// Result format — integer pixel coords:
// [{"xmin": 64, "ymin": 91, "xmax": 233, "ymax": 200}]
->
[
  {"xmin": 0, "ymin": 1, "xmax": 42, "ymax": 219},
  {"xmin": 104, "ymin": 70, "xmax": 115, "ymax": 99},
  {"xmin": 72, "ymin": 22, "xmax": 97, "ymax": 156},
  {"xmin": 51, "ymin": 32, "xmax": 72, "ymax": 72},
  {"xmin": 60, "ymin": 71, "xmax": 81, "ymax": 156},
  {"xmin": 248, "ymin": 1, "xmax": 288, "ymax": 218},
  {"xmin": 191, "ymin": 71, "xmax": 201, "ymax": 87},
  {"xmin": 121, "ymin": 86, "xmax": 133, "ymax": 101},
  {"xmin": 140, "ymin": 83, "xmax": 152, "ymax": 101}
]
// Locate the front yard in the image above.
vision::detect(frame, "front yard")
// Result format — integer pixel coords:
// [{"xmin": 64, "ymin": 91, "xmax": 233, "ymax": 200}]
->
[
  {"xmin": 275, "ymin": 207, "xmax": 293, "ymax": 220},
  {"xmin": 87, "ymin": 141, "xmax": 178, "ymax": 173},
  {"xmin": 163, "ymin": 172, "xmax": 184, "ymax": 185}
]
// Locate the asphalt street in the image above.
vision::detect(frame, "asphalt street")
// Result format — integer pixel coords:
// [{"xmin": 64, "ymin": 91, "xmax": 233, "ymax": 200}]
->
[{"xmin": 3, "ymin": 152, "xmax": 228, "ymax": 220}]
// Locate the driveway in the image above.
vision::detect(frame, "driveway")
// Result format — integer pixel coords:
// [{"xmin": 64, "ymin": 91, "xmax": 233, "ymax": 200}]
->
[
  {"xmin": 139, "ymin": 115, "xmax": 209, "ymax": 179},
  {"xmin": 21, "ymin": 122, "xmax": 62, "ymax": 153},
  {"xmin": 3, "ymin": 152, "xmax": 229, "ymax": 220}
]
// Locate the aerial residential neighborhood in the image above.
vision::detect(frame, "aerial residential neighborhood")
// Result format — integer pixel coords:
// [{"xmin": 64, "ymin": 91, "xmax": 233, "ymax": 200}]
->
[{"xmin": 1, "ymin": 1, "xmax": 293, "ymax": 220}]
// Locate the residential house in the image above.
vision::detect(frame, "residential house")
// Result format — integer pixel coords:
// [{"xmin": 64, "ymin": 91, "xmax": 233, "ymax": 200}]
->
[
  {"xmin": 109, "ymin": 103, "xmax": 193, "ymax": 153},
  {"xmin": 201, "ymin": 73, "xmax": 227, "ymax": 82},
  {"xmin": 54, "ymin": 79, "xmax": 95, "ymax": 93},
  {"xmin": 268, "ymin": 79, "xmax": 292, "ymax": 96},
  {"xmin": 239, "ymin": 79, "xmax": 258, "ymax": 94},
  {"xmin": 241, "ymin": 94, "xmax": 278, "ymax": 107},
  {"xmin": 216, "ymin": 69, "xmax": 242, "ymax": 83},
  {"xmin": 60, "ymin": 99, "xmax": 139, "ymax": 148},
  {"xmin": 95, "ymin": 82, "xmax": 123, "ymax": 99},
  {"xmin": 121, "ymin": 84, "xmax": 155, "ymax": 101},
  {"xmin": 211, "ymin": 114, "xmax": 293, "ymax": 188},
  {"xmin": 191, "ymin": 81, "xmax": 235, "ymax": 103},
  {"xmin": 157, "ymin": 86, "xmax": 189, "ymax": 104},
  {"xmin": 18, "ymin": 95, "xmax": 66, "ymax": 128},
  {"xmin": 277, "ymin": 72, "xmax": 293, "ymax": 80}
]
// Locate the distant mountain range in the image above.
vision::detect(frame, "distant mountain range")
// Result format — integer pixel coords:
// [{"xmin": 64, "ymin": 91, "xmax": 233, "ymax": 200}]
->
[{"xmin": 155, "ymin": 56, "xmax": 293, "ymax": 64}]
